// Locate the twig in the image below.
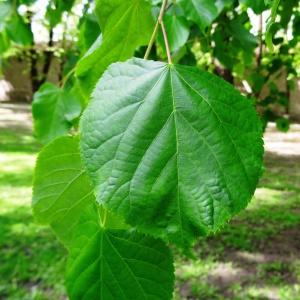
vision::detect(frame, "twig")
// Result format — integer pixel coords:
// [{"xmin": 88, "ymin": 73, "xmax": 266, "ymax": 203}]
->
[
  {"xmin": 144, "ymin": 0, "xmax": 173, "ymax": 64},
  {"xmin": 160, "ymin": 20, "xmax": 172, "ymax": 64}
]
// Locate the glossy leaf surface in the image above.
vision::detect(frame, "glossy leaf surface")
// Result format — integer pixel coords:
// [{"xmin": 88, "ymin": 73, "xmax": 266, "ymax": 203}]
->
[{"xmin": 81, "ymin": 58, "xmax": 264, "ymax": 246}]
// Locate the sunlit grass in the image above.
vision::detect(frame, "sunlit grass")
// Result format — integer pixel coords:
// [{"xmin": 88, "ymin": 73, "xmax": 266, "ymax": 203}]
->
[
  {"xmin": 0, "ymin": 129, "xmax": 66, "ymax": 300},
  {"xmin": 1, "ymin": 127, "xmax": 300, "ymax": 299}
]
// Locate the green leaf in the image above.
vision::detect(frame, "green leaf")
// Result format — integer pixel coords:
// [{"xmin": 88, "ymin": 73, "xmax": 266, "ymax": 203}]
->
[
  {"xmin": 46, "ymin": 0, "xmax": 76, "ymax": 27},
  {"xmin": 6, "ymin": 13, "xmax": 33, "ymax": 46},
  {"xmin": 32, "ymin": 136, "xmax": 94, "ymax": 246},
  {"xmin": 75, "ymin": 0, "xmax": 154, "ymax": 97},
  {"xmin": 32, "ymin": 83, "xmax": 81, "ymax": 144},
  {"xmin": 216, "ymin": 0, "xmax": 234, "ymax": 13},
  {"xmin": 0, "ymin": 2, "xmax": 12, "ymax": 31},
  {"xmin": 80, "ymin": 58, "xmax": 264, "ymax": 247},
  {"xmin": 178, "ymin": 0, "xmax": 219, "ymax": 31},
  {"xmin": 265, "ymin": 0, "xmax": 281, "ymax": 52},
  {"xmin": 276, "ymin": 117, "xmax": 290, "ymax": 132},
  {"xmin": 229, "ymin": 16, "xmax": 257, "ymax": 51},
  {"xmin": 0, "ymin": 30, "xmax": 10, "ymax": 54},
  {"xmin": 78, "ymin": 13, "xmax": 101, "ymax": 54},
  {"xmin": 239, "ymin": 0, "xmax": 267, "ymax": 14},
  {"xmin": 66, "ymin": 204, "xmax": 174, "ymax": 300},
  {"xmin": 159, "ymin": 13, "xmax": 190, "ymax": 52}
]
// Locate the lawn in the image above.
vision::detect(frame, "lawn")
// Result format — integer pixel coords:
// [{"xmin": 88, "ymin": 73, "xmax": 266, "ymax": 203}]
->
[{"xmin": 0, "ymin": 121, "xmax": 300, "ymax": 299}]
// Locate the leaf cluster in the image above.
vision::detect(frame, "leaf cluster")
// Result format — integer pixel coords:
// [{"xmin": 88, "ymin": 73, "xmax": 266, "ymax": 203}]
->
[{"xmin": 31, "ymin": 1, "xmax": 267, "ymax": 299}]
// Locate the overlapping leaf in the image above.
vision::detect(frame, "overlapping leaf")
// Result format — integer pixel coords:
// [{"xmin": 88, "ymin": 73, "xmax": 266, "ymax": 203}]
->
[
  {"xmin": 6, "ymin": 13, "xmax": 33, "ymax": 46},
  {"xmin": 32, "ymin": 83, "xmax": 82, "ymax": 144},
  {"xmin": 80, "ymin": 58, "xmax": 264, "ymax": 247},
  {"xmin": 159, "ymin": 12, "xmax": 190, "ymax": 52},
  {"xmin": 66, "ymin": 204, "xmax": 174, "ymax": 300},
  {"xmin": 32, "ymin": 136, "xmax": 174, "ymax": 299},
  {"xmin": 32, "ymin": 136, "xmax": 93, "ymax": 246},
  {"xmin": 178, "ymin": 0, "xmax": 219, "ymax": 31},
  {"xmin": 75, "ymin": 0, "xmax": 154, "ymax": 97},
  {"xmin": 239, "ymin": 0, "xmax": 267, "ymax": 14}
]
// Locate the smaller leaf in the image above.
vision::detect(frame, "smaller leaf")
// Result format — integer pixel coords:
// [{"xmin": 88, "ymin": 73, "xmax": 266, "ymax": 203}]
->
[
  {"xmin": 0, "ymin": 2, "xmax": 12, "ymax": 31},
  {"xmin": 32, "ymin": 83, "xmax": 82, "ymax": 144},
  {"xmin": 76, "ymin": 0, "xmax": 154, "ymax": 97},
  {"xmin": 32, "ymin": 136, "xmax": 94, "ymax": 246},
  {"xmin": 0, "ymin": 30, "xmax": 10, "ymax": 54},
  {"xmin": 6, "ymin": 13, "xmax": 33, "ymax": 46},
  {"xmin": 159, "ymin": 13, "xmax": 190, "ymax": 52},
  {"xmin": 265, "ymin": 0, "xmax": 281, "ymax": 52},
  {"xmin": 239, "ymin": 0, "xmax": 267, "ymax": 14},
  {"xmin": 276, "ymin": 117, "xmax": 290, "ymax": 132},
  {"xmin": 178, "ymin": 0, "xmax": 219, "ymax": 31},
  {"xmin": 46, "ymin": 0, "xmax": 76, "ymax": 27},
  {"xmin": 78, "ymin": 14, "xmax": 101, "ymax": 54},
  {"xmin": 66, "ymin": 204, "xmax": 174, "ymax": 300}
]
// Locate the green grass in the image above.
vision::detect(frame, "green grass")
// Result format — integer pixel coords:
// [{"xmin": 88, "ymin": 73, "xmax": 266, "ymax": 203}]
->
[
  {"xmin": 0, "ymin": 130, "xmax": 66, "ymax": 300},
  {"xmin": 1, "ymin": 128, "xmax": 300, "ymax": 300}
]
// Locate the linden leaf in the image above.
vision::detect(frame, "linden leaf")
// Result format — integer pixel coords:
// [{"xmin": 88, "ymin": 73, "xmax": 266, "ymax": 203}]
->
[{"xmin": 80, "ymin": 58, "xmax": 264, "ymax": 247}]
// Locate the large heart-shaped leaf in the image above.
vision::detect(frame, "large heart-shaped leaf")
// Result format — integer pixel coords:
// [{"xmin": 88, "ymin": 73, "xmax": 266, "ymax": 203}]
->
[
  {"xmin": 66, "ymin": 204, "xmax": 174, "ymax": 300},
  {"xmin": 80, "ymin": 58, "xmax": 263, "ymax": 246},
  {"xmin": 75, "ymin": 0, "xmax": 154, "ymax": 97},
  {"xmin": 32, "ymin": 136, "xmax": 94, "ymax": 246}
]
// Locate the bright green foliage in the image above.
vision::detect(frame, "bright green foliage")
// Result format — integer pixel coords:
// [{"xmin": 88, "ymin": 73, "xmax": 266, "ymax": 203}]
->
[
  {"xmin": 80, "ymin": 58, "xmax": 264, "ymax": 247},
  {"xmin": 239, "ymin": 0, "xmax": 267, "ymax": 14},
  {"xmin": 265, "ymin": 0, "xmax": 280, "ymax": 51},
  {"xmin": 276, "ymin": 117, "xmax": 290, "ymax": 132},
  {"xmin": 32, "ymin": 136, "xmax": 175, "ymax": 299},
  {"xmin": 178, "ymin": 0, "xmax": 219, "ymax": 31},
  {"xmin": 0, "ymin": 2, "xmax": 11, "ymax": 30},
  {"xmin": 75, "ymin": 0, "xmax": 154, "ymax": 97},
  {"xmin": 66, "ymin": 204, "xmax": 174, "ymax": 300},
  {"xmin": 159, "ymin": 10, "xmax": 190, "ymax": 52},
  {"xmin": 46, "ymin": 0, "xmax": 76, "ymax": 27},
  {"xmin": 6, "ymin": 13, "xmax": 33, "ymax": 46},
  {"xmin": 32, "ymin": 136, "xmax": 94, "ymax": 246},
  {"xmin": 32, "ymin": 83, "xmax": 81, "ymax": 144},
  {"xmin": 78, "ymin": 14, "xmax": 101, "ymax": 54},
  {"xmin": 29, "ymin": 0, "xmax": 273, "ymax": 297}
]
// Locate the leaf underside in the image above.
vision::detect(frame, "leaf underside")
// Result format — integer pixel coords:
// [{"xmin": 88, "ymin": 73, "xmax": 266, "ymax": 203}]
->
[{"xmin": 80, "ymin": 58, "xmax": 264, "ymax": 247}]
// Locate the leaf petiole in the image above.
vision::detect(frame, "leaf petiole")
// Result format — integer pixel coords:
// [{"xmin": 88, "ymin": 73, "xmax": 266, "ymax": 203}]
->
[{"xmin": 144, "ymin": 0, "xmax": 172, "ymax": 64}]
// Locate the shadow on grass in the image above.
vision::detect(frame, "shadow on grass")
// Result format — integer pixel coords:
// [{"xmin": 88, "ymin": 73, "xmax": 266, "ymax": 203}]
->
[
  {"xmin": 175, "ymin": 151, "xmax": 300, "ymax": 300},
  {"xmin": 0, "ymin": 205, "xmax": 67, "ymax": 299},
  {"xmin": 0, "ymin": 130, "xmax": 40, "ymax": 154},
  {"xmin": 0, "ymin": 168, "xmax": 34, "ymax": 187}
]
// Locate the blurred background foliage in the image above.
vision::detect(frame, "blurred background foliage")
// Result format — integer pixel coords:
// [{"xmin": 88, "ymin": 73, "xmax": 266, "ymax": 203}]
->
[{"xmin": 0, "ymin": 0, "xmax": 299, "ymax": 144}]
